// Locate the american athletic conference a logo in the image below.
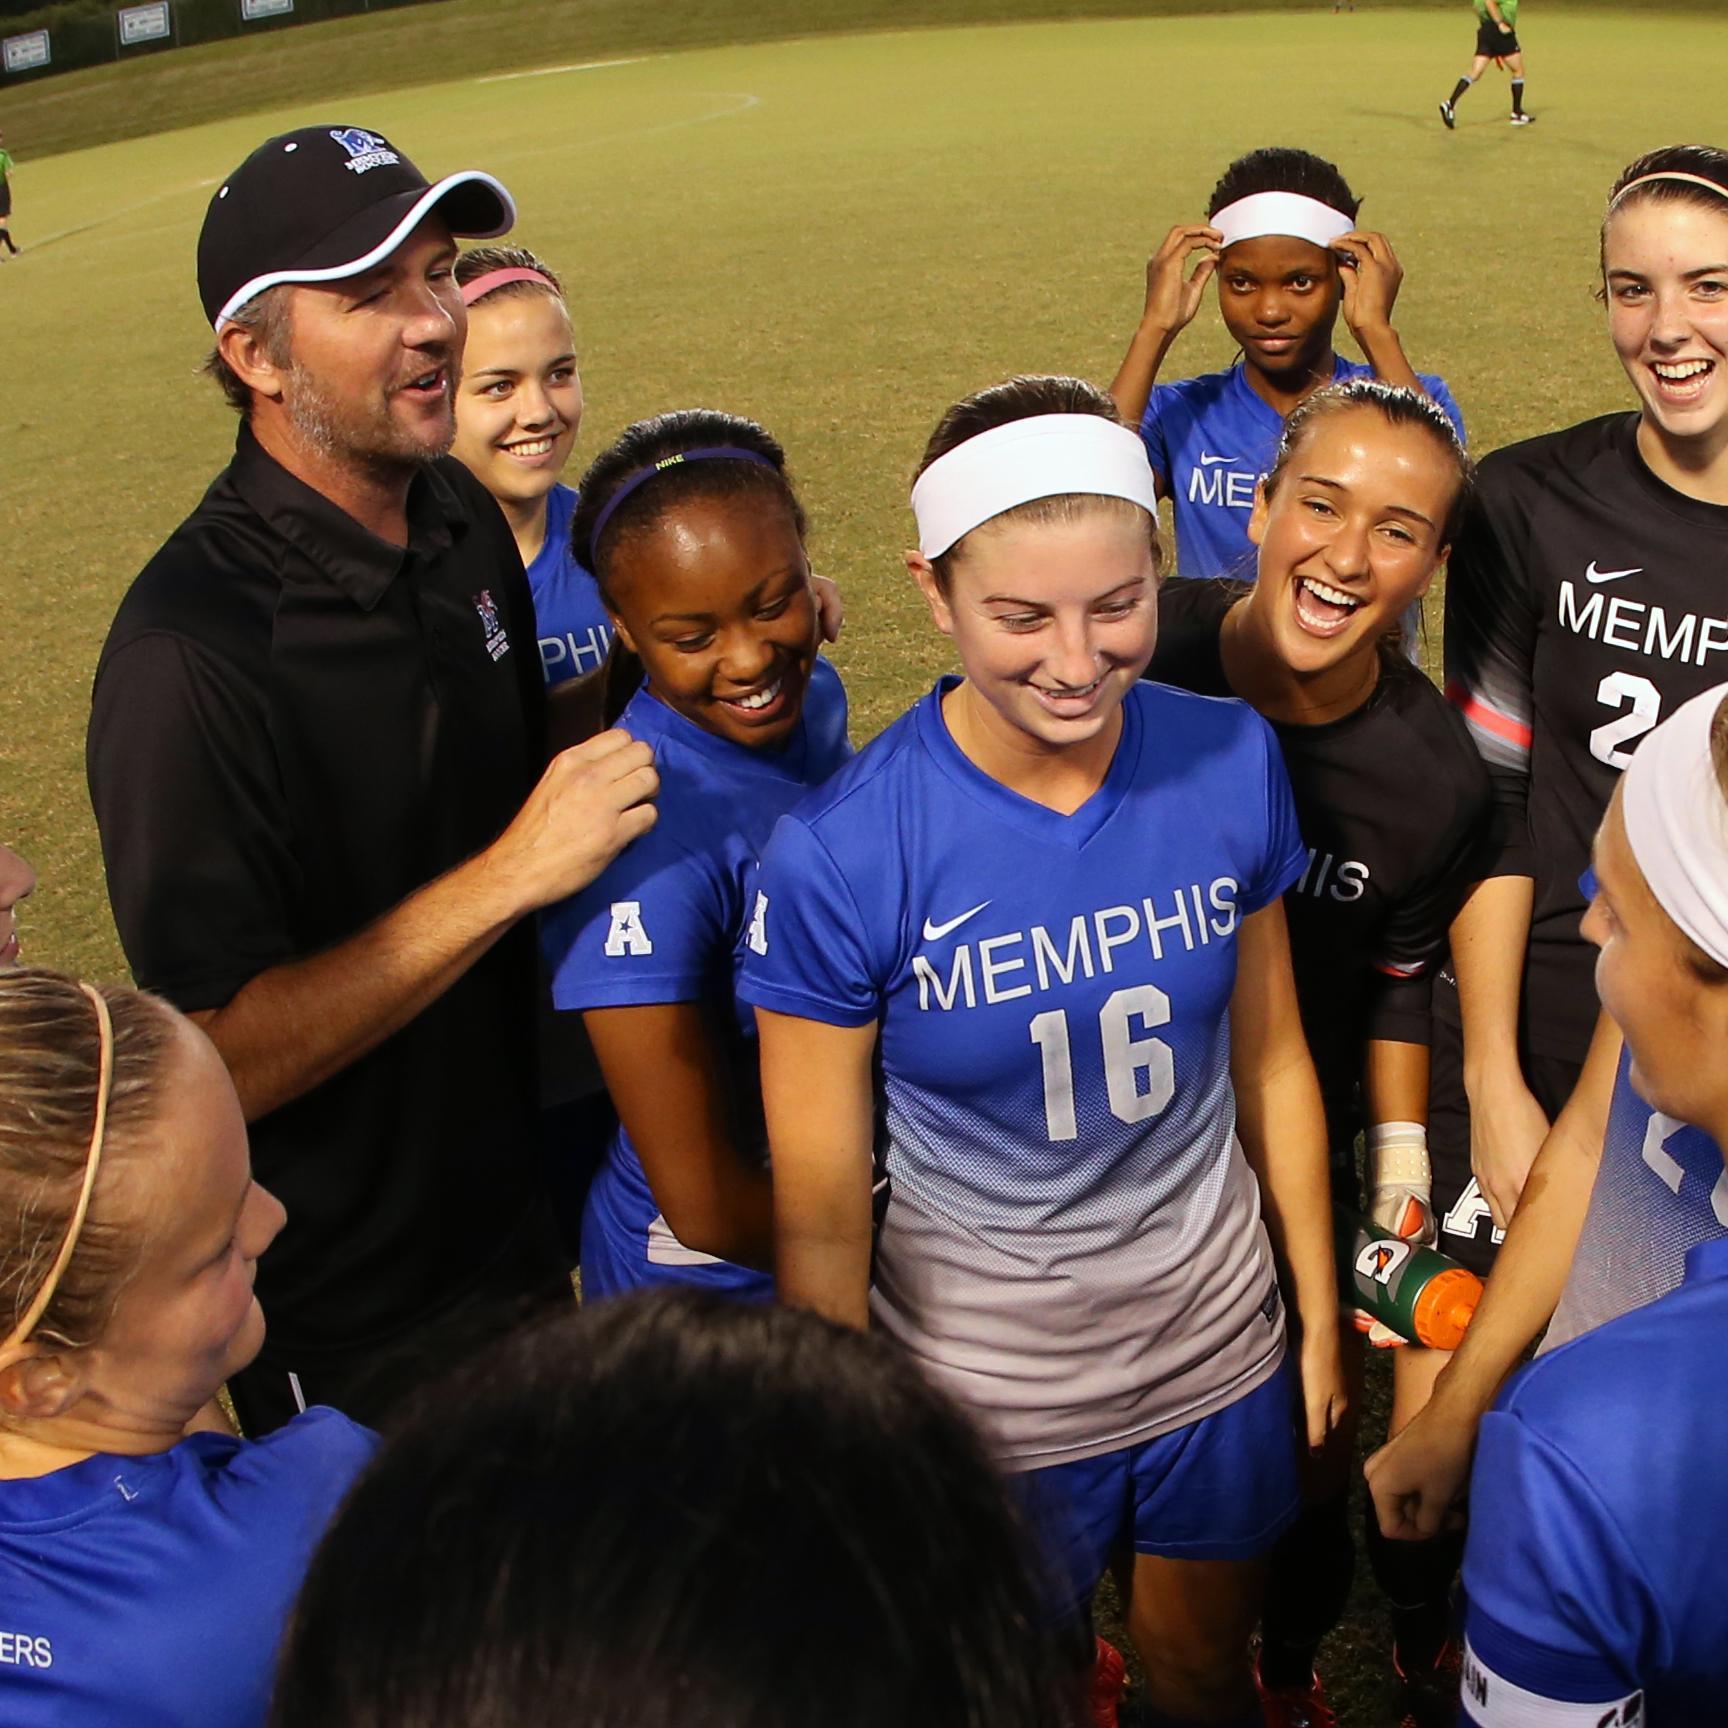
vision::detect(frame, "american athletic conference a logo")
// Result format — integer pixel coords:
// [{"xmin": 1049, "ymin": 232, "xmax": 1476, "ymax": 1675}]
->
[{"xmin": 328, "ymin": 128, "xmax": 399, "ymax": 175}]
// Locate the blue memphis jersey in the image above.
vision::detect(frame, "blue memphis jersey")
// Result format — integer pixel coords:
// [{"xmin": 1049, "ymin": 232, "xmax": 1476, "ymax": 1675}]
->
[
  {"xmin": 1461, "ymin": 1233, "xmax": 1728, "ymax": 1724},
  {"xmin": 0, "ymin": 1408, "xmax": 373, "ymax": 1727},
  {"xmin": 540, "ymin": 656, "xmax": 851, "ymax": 1298},
  {"xmin": 525, "ymin": 484, "xmax": 612, "ymax": 686},
  {"xmin": 739, "ymin": 678, "xmax": 1304, "ymax": 1468},
  {"xmin": 1139, "ymin": 358, "xmax": 1466, "ymax": 581},
  {"xmin": 1542, "ymin": 1046, "xmax": 1728, "ymax": 1352}
]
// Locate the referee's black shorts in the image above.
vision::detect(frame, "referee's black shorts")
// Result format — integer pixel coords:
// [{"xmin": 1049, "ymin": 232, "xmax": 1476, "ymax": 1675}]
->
[
  {"xmin": 0, "ymin": 183, "xmax": 12, "ymax": 220},
  {"xmin": 1475, "ymin": 18, "xmax": 1520, "ymax": 56},
  {"xmin": 1428, "ymin": 966, "xmax": 1580, "ymax": 1276}
]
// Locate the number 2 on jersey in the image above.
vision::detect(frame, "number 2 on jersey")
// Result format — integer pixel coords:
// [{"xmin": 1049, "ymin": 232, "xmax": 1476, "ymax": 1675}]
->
[
  {"xmin": 1028, "ymin": 985, "xmax": 1175, "ymax": 1142},
  {"xmin": 1589, "ymin": 671, "xmax": 1661, "ymax": 769}
]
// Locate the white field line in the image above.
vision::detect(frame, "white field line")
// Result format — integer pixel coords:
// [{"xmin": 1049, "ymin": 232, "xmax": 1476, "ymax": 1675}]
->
[{"xmin": 477, "ymin": 56, "xmax": 650, "ymax": 84}]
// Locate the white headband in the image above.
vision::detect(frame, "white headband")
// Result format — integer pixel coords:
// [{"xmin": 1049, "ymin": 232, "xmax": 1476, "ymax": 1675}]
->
[
  {"xmin": 1621, "ymin": 682, "xmax": 1728, "ymax": 969},
  {"xmin": 911, "ymin": 414, "xmax": 1159, "ymax": 559},
  {"xmin": 1608, "ymin": 170, "xmax": 1728, "ymax": 213},
  {"xmin": 1211, "ymin": 191, "xmax": 1356, "ymax": 252}
]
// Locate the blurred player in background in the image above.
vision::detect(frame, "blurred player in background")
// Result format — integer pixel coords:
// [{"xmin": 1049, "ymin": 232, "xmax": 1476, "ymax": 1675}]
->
[
  {"xmin": 0, "ymin": 129, "xmax": 19, "ymax": 257},
  {"xmin": 747, "ymin": 375, "xmax": 1345, "ymax": 1728},
  {"xmin": 1368, "ymin": 138, "xmax": 1728, "ymax": 1565},
  {"xmin": 1147, "ymin": 380, "xmax": 1491, "ymax": 1725},
  {"xmin": 1110, "ymin": 148, "xmax": 1462, "ymax": 586},
  {"xmin": 1456, "ymin": 686, "xmax": 1728, "ymax": 1722},
  {"xmin": 1438, "ymin": 0, "xmax": 1532, "ymax": 128}
]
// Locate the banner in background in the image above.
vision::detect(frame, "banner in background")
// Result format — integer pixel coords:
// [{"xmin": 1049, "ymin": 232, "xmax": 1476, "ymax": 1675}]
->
[
  {"xmin": 118, "ymin": 1, "xmax": 172, "ymax": 44},
  {"xmin": 2, "ymin": 29, "xmax": 51, "ymax": 71},
  {"xmin": 241, "ymin": 0, "xmax": 294, "ymax": 17}
]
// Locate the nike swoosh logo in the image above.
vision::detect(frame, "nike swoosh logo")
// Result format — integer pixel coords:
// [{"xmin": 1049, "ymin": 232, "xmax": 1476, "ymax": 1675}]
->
[
  {"xmin": 1198, "ymin": 452, "xmax": 1233, "ymax": 466},
  {"xmin": 921, "ymin": 901, "xmax": 991, "ymax": 943},
  {"xmin": 1586, "ymin": 562, "xmax": 1643, "ymax": 584}
]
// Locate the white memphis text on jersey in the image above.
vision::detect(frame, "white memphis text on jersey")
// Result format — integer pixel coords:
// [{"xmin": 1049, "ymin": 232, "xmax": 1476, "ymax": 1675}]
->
[
  {"xmin": 1641, "ymin": 1110, "xmax": 1728, "ymax": 1225},
  {"xmin": 1461, "ymin": 1639, "xmax": 1643, "ymax": 1727},
  {"xmin": 1292, "ymin": 848, "xmax": 1368, "ymax": 903},
  {"xmin": 1557, "ymin": 578, "xmax": 1728, "ymax": 669},
  {"xmin": 0, "ymin": 1633, "xmax": 52, "ymax": 1669},
  {"xmin": 746, "ymin": 891, "xmax": 769, "ymax": 957},
  {"xmin": 912, "ymin": 879, "xmax": 1240, "ymax": 1012},
  {"xmin": 1187, "ymin": 458, "xmax": 1259, "ymax": 512},
  {"xmin": 603, "ymin": 901, "xmax": 653, "ymax": 957}
]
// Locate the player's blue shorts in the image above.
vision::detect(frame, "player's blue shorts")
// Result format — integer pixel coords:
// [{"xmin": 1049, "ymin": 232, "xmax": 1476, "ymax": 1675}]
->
[
  {"xmin": 578, "ymin": 1142, "xmax": 772, "ymax": 1303},
  {"xmin": 1014, "ymin": 1354, "xmax": 1300, "ymax": 1615}
]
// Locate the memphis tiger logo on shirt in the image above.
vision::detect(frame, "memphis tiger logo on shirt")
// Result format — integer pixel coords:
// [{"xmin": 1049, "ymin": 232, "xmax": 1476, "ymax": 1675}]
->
[{"xmin": 472, "ymin": 590, "xmax": 510, "ymax": 663}]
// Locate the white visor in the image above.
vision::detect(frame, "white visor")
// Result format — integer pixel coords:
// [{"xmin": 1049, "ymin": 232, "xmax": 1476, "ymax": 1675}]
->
[
  {"xmin": 1621, "ymin": 682, "xmax": 1728, "ymax": 970},
  {"xmin": 1211, "ymin": 191, "xmax": 1355, "ymax": 252},
  {"xmin": 911, "ymin": 414, "xmax": 1159, "ymax": 559}
]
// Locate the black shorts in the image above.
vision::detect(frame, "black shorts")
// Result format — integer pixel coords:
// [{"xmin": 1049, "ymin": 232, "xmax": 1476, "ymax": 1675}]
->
[
  {"xmin": 0, "ymin": 183, "xmax": 12, "ymax": 220},
  {"xmin": 1428, "ymin": 968, "xmax": 1580, "ymax": 1275},
  {"xmin": 1475, "ymin": 18, "xmax": 1520, "ymax": 57}
]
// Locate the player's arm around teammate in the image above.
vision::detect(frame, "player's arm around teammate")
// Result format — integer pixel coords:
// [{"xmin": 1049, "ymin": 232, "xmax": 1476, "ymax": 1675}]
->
[
  {"xmin": 0, "ymin": 972, "xmax": 374, "ymax": 1728},
  {"xmin": 747, "ymin": 374, "xmax": 1343, "ymax": 1726},
  {"xmin": 536, "ymin": 413, "xmax": 851, "ymax": 1297}
]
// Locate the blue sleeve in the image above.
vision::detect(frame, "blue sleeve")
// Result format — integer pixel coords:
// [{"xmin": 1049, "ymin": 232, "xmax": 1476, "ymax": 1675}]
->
[
  {"xmin": 539, "ymin": 827, "xmax": 727, "ymax": 1011},
  {"xmin": 1419, "ymin": 371, "xmax": 1467, "ymax": 447},
  {"xmin": 736, "ymin": 814, "xmax": 881, "ymax": 1028},
  {"xmin": 1138, "ymin": 383, "xmax": 1175, "ymax": 490},
  {"xmin": 1459, "ymin": 1407, "xmax": 1654, "ymax": 1719},
  {"xmin": 223, "ymin": 1406, "xmax": 378, "ymax": 1519},
  {"xmin": 1243, "ymin": 715, "xmax": 1308, "ymax": 913}
]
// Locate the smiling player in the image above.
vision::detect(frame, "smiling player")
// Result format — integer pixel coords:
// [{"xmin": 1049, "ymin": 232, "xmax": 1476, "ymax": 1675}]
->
[
  {"xmin": 744, "ymin": 375, "xmax": 1344, "ymax": 1727},
  {"xmin": 1110, "ymin": 148, "xmax": 1463, "ymax": 584},
  {"xmin": 1147, "ymin": 381, "xmax": 1492, "ymax": 1721},
  {"xmin": 452, "ymin": 246, "xmax": 612, "ymax": 689},
  {"xmin": 539, "ymin": 412, "xmax": 850, "ymax": 1300},
  {"xmin": 1367, "ymin": 142, "xmax": 1728, "ymax": 1586}
]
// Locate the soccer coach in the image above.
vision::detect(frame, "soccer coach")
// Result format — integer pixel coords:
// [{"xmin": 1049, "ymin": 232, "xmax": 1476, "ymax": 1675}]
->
[{"xmin": 86, "ymin": 127, "xmax": 658, "ymax": 1435}]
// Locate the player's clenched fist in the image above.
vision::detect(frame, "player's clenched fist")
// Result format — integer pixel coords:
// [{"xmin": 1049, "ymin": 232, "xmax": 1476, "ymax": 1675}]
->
[{"xmin": 489, "ymin": 729, "xmax": 659, "ymax": 914}]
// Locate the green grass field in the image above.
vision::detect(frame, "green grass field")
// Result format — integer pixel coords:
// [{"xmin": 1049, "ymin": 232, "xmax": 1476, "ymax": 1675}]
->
[{"xmin": 1, "ymin": 9, "xmax": 1724, "ymax": 1714}]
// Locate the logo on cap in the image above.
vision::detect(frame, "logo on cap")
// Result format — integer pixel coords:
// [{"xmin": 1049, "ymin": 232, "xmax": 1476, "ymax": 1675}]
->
[{"xmin": 328, "ymin": 127, "xmax": 400, "ymax": 176}]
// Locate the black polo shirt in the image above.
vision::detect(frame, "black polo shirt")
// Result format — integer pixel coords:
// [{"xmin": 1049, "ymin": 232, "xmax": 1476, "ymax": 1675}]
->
[{"xmin": 88, "ymin": 422, "xmax": 552, "ymax": 1356}]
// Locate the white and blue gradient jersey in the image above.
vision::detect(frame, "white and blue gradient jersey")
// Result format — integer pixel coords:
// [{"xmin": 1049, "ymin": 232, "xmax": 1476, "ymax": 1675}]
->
[
  {"xmin": 1462, "ymin": 1234, "xmax": 1728, "ymax": 1725},
  {"xmin": 1139, "ymin": 357, "xmax": 1465, "ymax": 582},
  {"xmin": 739, "ymin": 678, "xmax": 1305, "ymax": 1467},
  {"xmin": 0, "ymin": 1409, "xmax": 374, "ymax": 1728},
  {"xmin": 1542, "ymin": 1045, "xmax": 1728, "ymax": 1352},
  {"xmin": 525, "ymin": 484, "xmax": 612, "ymax": 686},
  {"xmin": 540, "ymin": 657, "xmax": 850, "ymax": 1297}
]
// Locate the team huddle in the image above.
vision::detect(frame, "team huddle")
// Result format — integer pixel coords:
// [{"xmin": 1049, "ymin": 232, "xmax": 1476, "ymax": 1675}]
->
[{"xmin": 2, "ymin": 113, "xmax": 1727, "ymax": 1728}]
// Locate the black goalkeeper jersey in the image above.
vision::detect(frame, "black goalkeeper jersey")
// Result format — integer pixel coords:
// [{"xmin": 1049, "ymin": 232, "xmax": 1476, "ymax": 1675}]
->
[
  {"xmin": 1445, "ymin": 412, "xmax": 1728, "ymax": 1066},
  {"xmin": 1150, "ymin": 578, "xmax": 1493, "ymax": 1142}
]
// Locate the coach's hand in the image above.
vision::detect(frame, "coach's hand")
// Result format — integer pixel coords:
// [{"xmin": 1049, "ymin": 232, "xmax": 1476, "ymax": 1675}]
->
[
  {"xmin": 1470, "ymin": 1068, "xmax": 1549, "ymax": 1230},
  {"xmin": 1364, "ymin": 1393, "xmax": 1475, "ymax": 1540},
  {"xmin": 1139, "ymin": 223, "xmax": 1222, "ymax": 340},
  {"xmin": 488, "ymin": 729, "xmax": 659, "ymax": 916},
  {"xmin": 1333, "ymin": 229, "xmax": 1405, "ymax": 345}
]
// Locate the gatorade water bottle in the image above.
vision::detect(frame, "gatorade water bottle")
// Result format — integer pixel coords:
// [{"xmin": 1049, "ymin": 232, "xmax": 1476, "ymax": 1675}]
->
[{"xmin": 1335, "ymin": 1207, "xmax": 1484, "ymax": 1349}]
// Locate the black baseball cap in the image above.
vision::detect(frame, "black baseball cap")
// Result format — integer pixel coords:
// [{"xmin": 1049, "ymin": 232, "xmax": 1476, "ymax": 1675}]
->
[{"xmin": 198, "ymin": 124, "xmax": 514, "ymax": 329}]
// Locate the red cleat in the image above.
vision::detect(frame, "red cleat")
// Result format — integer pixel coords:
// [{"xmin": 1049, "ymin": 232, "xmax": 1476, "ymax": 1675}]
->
[
  {"xmin": 1254, "ymin": 1656, "xmax": 1338, "ymax": 1728},
  {"xmin": 1089, "ymin": 1636, "xmax": 1127, "ymax": 1728}
]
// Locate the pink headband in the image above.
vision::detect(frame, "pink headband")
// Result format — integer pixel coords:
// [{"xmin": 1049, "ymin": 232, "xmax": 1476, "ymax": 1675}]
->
[{"xmin": 460, "ymin": 266, "xmax": 559, "ymax": 306}]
